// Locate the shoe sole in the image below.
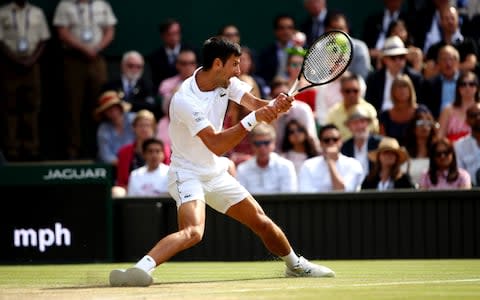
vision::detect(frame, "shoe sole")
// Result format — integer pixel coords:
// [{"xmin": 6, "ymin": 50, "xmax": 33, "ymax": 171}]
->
[
  {"xmin": 109, "ymin": 268, "xmax": 153, "ymax": 287},
  {"xmin": 285, "ymin": 268, "xmax": 335, "ymax": 278}
]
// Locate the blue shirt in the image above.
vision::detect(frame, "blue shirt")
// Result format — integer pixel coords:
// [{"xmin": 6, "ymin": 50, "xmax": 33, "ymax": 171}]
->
[
  {"xmin": 440, "ymin": 72, "xmax": 459, "ymax": 111},
  {"xmin": 96, "ymin": 112, "xmax": 135, "ymax": 164}
]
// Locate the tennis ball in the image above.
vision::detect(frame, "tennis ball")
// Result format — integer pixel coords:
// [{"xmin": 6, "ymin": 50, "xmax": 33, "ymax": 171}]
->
[{"xmin": 326, "ymin": 35, "xmax": 349, "ymax": 55}]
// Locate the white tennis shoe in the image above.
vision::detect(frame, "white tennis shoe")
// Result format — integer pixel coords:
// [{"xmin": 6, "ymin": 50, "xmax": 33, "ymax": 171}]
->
[
  {"xmin": 285, "ymin": 256, "xmax": 335, "ymax": 278},
  {"xmin": 109, "ymin": 267, "xmax": 153, "ymax": 287}
]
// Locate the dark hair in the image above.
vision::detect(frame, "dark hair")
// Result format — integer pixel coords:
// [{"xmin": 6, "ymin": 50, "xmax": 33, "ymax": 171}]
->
[
  {"xmin": 281, "ymin": 119, "xmax": 319, "ymax": 158},
  {"xmin": 273, "ymin": 14, "xmax": 295, "ymax": 30},
  {"xmin": 159, "ymin": 18, "xmax": 179, "ymax": 34},
  {"xmin": 453, "ymin": 71, "xmax": 480, "ymax": 108},
  {"xmin": 318, "ymin": 123, "xmax": 339, "ymax": 139},
  {"xmin": 142, "ymin": 138, "xmax": 164, "ymax": 153},
  {"xmin": 324, "ymin": 10, "xmax": 350, "ymax": 32},
  {"xmin": 202, "ymin": 36, "xmax": 241, "ymax": 70},
  {"xmin": 386, "ymin": 19, "xmax": 415, "ymax": 47},
  {"xmin": 428, "ymin": 138, "xmax": 459, "ymax": 185},
  {"xmin": 405, "ymin": 105, "xmax": 438, "ymax": 157},
  {"xmin": 217, "ymin": 24, "xmax": 239, "ymax": 36}
]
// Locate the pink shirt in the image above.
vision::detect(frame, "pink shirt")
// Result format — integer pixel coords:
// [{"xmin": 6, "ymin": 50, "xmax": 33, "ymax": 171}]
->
[{"xmin": 419, "ymin": 168, "xmax": 471, "ymax": 190}]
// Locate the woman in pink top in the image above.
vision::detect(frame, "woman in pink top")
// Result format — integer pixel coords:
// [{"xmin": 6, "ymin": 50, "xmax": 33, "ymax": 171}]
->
[
  {"xmin": 419, "ymin": 138, "xmax": 471, "ymax": 189},
  {"xmin": 438, "ymin": 71, "xmax": 479, "ymax": 142}
]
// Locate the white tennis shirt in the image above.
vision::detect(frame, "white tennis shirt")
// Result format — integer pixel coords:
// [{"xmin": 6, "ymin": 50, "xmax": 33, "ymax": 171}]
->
[{"xmin": 168, "ymin": 68, "xmax": 251, "ymax": 178}]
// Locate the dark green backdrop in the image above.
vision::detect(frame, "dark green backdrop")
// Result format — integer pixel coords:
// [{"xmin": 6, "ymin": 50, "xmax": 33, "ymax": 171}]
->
[{"xmin": 2, "ymin": 0, "xmax": 396, "ymax": 56}]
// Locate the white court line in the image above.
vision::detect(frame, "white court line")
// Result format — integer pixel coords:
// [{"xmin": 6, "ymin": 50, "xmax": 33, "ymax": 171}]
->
[{"xmin": 350, "ymin": 278, "xmax": 480, "ymax": 287}]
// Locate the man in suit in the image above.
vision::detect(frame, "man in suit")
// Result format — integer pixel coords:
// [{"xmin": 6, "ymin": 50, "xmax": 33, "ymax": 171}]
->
[
  {"xmin": 102, "ymin": 51, "xmax": 159, "ymax": 119},
  {"xmin": 362, "ymin": 0, "xmax": 410, "ymax": 68},
  {"xmin": 365, "ymin": 36, "xmax": 424, "ymax": 113},
  {"xmin": 148, "ymin": 19, "xmax": 197, "ymax": 90},
  {"xmin": 341, "ymin": 107, "xmax": 383, "ymax": 175},
  {"xmin": 300, "ymin": 0, "xmax": 328, "ymax": 47},
  {"xmin": 256, "ymin": 14, "xmax": 296, "ymax": 85}
]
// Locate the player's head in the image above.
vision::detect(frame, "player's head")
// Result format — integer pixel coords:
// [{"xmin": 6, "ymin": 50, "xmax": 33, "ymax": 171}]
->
[{"xmin": 202, "ymin": 36, "xmax": 241, "ymax": 71}]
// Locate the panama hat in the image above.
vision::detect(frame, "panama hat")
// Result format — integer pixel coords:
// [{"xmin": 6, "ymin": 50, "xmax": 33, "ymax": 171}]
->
[
  {"xmin": 94, "ymin": 90, "xmax": 131, "ymax": 121},
  {"xmin": 344, "ymin": 106, "xmax": 372, "ymax": 125},
  {"xmin": 368, "ymin": 137, "xmax": 409, "ymax": 164},
  {"xmin": 382, "ymin": 36, "xmax": 409, "ymax": 57}
]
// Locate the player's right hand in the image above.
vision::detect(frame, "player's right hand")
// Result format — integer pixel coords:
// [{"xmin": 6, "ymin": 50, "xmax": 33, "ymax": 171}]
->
[{"xmin": 255, "ymin": 105, "xmax": 278, "ymax": 123}]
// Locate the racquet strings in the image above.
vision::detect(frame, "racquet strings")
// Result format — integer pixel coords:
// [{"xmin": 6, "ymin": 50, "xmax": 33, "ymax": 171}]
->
[{"xmin": 303, "ymin": 32, "xmax": 353, "ymax": 85}]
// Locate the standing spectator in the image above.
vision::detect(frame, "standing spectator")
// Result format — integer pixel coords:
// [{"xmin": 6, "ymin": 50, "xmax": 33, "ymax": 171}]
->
[
  {"xmin": 217, "ymin": 23, "xmax": 241, "ymax": 45},
  {"xmin": 102, "ymin": 51, "xmax": 158, "ymax": 119},
  {"xmin": 379, "ymin": 74, "xmax": 418, "ymax": 145},
  {"xmin": 362, "ymin": 0, "xmax": 410, "ymax": 69},
  {"xmin": 239, "ymin": 46, "xmax": 268, "ymax": 98},
  {"xmin": 365, "ymin": 36, "xmax": 423, "ymax": 113},
  {"xmin": 386, "ymin": 19, "xmax": 424, "ymax": 73},
  {"xmin": 53, "ymin": 0, "xmax": 117, "ymax": 159},
  {"xmin": 423, "ymin": 6, "xmax": 478, "ymax": 79},
  {"xmin": 326, "ymin": 72, "xmax": 379, "ymax": 141},
  {"xmin": 237, "ymin": 122, "xmax": 297, "ymax": 194},
  {"xmin": 324, "ymin": 11, "xmax": 371, "ymax": 80},
  {"xmin": 0, "ymin": 0, "xmax": 50, "ymax": 161},
  {"xmin": 280, "ymin": 119, "xmax": 320, "ymax": 175},
  {"xmin": 341, "ymin": 107, "xmax": 383, "ymax": 175},
  {"xmin": 421, "ymin": 45, "xmax": 461, "ymax": 118},
  {"xmin": 148, "ymin": 19, "xmax": 197, "ymax": 90},
  {"xmin": 300, "ymin": 0, "xmax": 328, "ymax": 47},
  {"xmin": 95, "ymin": 90, "xmax": 134, "ymax": 166},
  {"xmin": 438, "ymin": 71, "xmax": 479, "ymax": 142},
  {"xmin": 419, "ymin": 137, "xmax": 471, "ymax": 189},
  {"xmin": 156, "ymin": 48, "xmax": 198, "ymax": 151},
  {"xmin": 256, "ymin": 14, "xmax": 296, "ymax": 84},
  {"xmin": 361, "ymin": 137, "xmax": 415, "ymax": 190},
  {"xmin": 127, "ymin": 138, "xmax": 169, "ymax": 197},
  {"xmin": 414, "ymin": 0, "xmax": 452, "ymax": 54},
  {"xmin": 404, "ymin": 105, "xmax": 439, "ymax": 186},
  {"xmin": 299, "ymin": 124, "xmax": 364, "ymax": 192},
  {"xmin": 454, "ymin": 102, "xmax": 480, "ymax": 186}
]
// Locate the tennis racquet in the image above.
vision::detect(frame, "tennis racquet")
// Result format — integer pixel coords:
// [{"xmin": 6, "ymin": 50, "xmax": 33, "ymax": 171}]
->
[{"xmin": 287, "ymin": 30, "xmax": 354, "ymax": 97}]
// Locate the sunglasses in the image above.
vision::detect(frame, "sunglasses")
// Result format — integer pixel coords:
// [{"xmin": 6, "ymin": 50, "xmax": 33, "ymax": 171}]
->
[
  {"xmin": 321, "ymin": 137, "xmax": 340, "ymax": 144},
  {"xmin": 342, "ymin": 88, "xmax": 359, "ymax": 94},
  {"xmin": 289, "ymin": 62, "xmax": 302, "ymax": 68},
  {"xmin": 416, "ymin": 119, "xmax": 434, "ymax": 127},
  {"xmin": 388, "ymin": 55, "xmax": 406, "ymax": 61},
  {"xmin": 253, "ymin": 140, "xmax": 272, "ymax": 147},
  {"xmin": 435, "ymin": 150, "xmax": 452, "ymax": 158},
  {"xmin": 467, "ymin": 111, "xmax": 480, "ymax": 118},
  {"xmin": 458, "ymin": 81, "xmax": 477, "ymax": 87}
]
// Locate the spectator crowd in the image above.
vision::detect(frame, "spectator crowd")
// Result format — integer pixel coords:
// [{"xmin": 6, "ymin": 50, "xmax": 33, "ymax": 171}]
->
[{"xmin": 1, "ymin": 0, "xmax": 480, "ymax": 195}]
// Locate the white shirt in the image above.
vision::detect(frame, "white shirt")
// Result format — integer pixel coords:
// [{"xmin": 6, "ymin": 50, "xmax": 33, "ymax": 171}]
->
[
  {"xmin": 381, "ymin": 70, "xmax": 398, "ymax": 112},
  {"xmin": 237, "ymin": 152, "xmax": 297, "ymax": 194},
  {"xmin": 168, "ymin": 68, "xmax": 251, "ymax": 178},
  {"xmin": 353, "ymin": 139, "xmax": 369, "ymax": 174},
  {"xmin": 454, "ymin": 135, "xmax": 480, "ymax": 186},
  {"xmin": 298, "ymin": 154, "xmax": 364, "ymax": 192},
  {"xmin": 127, "ymin": 164, "xmax": 170, "ymax": 196},
  {"xmin": 375, "ymin": 9, "xmax": 401, "ymax": 50}
]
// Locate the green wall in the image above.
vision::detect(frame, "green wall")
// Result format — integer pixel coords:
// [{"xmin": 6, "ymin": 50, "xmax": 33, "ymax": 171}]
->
[{"xmin": 8, "ymin": 0, "xmax": 388, "ymax": 56}]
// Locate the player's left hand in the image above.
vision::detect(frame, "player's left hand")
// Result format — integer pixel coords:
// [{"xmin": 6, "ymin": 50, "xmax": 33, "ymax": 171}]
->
[{"xmin": 273, "ymin": 93, "xmax": 293, "ymax": 113}]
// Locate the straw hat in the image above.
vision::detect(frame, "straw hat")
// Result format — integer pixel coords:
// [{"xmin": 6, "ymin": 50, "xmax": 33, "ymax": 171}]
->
[
  {"xmin": 344, "ymin": 106, "xmax": 372, "ymax": 125},
  {"xmin": 94, "ymin": 90, "xmax": 131, "ymax": 121},
  {"xmin": 368, "ymin": 137, "xmax": 409, "ymax": 164},
  {"xmin": 382, "ymin": 36, "xmax": 409, "ymax": 57}
]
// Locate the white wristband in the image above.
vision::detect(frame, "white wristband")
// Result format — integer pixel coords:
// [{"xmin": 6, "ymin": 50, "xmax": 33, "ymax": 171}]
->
[{"xmin": 240, "ymin": 111, "xmax": 258, "ymax": 131}]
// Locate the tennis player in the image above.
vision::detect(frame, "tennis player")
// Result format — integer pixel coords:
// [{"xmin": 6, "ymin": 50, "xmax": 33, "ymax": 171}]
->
[{"xmin": 109, "ymin": 36, "xmax": 335, "ymax": 287}]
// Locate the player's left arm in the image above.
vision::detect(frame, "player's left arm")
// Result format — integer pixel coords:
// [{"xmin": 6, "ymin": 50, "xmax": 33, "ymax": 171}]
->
[{"xmin": 239, "ymin": 92, "xmax": 293, "ymax": 113}]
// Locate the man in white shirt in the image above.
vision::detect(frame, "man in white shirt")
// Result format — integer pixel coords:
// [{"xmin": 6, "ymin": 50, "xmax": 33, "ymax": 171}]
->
[
  {"xmin": 237, "ymin": 122, "xmax": 297, "ymax": 194},
  {"xmin": 454, "ymin": 102, "xmax": 480, "ymax": 186},
  {"xmin": 299, "ymin": 124, "xmax": 364, "ymax": 192},
  {"xmin": 109, "ymin": 37, "xmax": 334, "ymax": 287},
  {"xmin": 127, "ymin": 138, "xmax": 169, "ymax": 197}
]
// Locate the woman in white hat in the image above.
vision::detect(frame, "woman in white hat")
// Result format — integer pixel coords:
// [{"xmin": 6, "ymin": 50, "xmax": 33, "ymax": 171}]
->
[{"xmin": 361, "ymin": 137, "xmax": 415, "ymax": 190}]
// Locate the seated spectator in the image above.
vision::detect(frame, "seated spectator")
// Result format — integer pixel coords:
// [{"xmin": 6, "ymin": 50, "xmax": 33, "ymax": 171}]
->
[
  {"xmin": 285, "ymin": 47, "xmax": 316, "ymax": 112},
  {"xmin": 362, "ymin": 137, "xmax": 415, "ymax": 190},
  {"xmin": 280, "ymin": 119, "xmax": 320, "ymax": 175},
  {"xmin": 419, "ymin": 137, "xmax": 471, "ymax": 189},
  {"xmin": 298, "ymin": 124, "xmax": 364, "ymax": 192},
  {"xmin": 236, "ymin": 122, "xmax": 297, "ymax": 194},
  {"xmin": 403, "ymin": 105, "xmax": 439, "ymax": 186},
  {"xmin": 115, "ymin": 110, "xmax": 170, "ymax": 194},
  {"xmin": 95, "ymin": 91, "xmax": 135, "ymax": 165},
  {"xmin": 102, "ymin": 51, "xmax": 159, "ymax": 119},
  {"xmin": 326, "ymin": 72, "xmax": 379, "ymax": 141},
  {"xmin": 127, "ymin": 138, "xmax": 170, "ymax": 197},
  {"xmin": 379, "ymin": 74, "xmax": 418, "ymax": 145},
  {"xmin": 454, "ymin": 102, "xmax": 480, "ymax": 186},
  {"xmin": 341, "ymin": 106, "xmax": 383, "ymax": 175},
  {"xmin": 386, "ymin": 19, "xmax": 424, "ymax": 73},
  {"xmin": 438, "ymin": 71, "xmax": 479, "ymax": 142}
]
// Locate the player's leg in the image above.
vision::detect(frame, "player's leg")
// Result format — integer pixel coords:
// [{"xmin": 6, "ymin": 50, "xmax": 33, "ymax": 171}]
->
[
  {"xmin": 226, "ymin": 196, "xmax": 335, "ymax": 278},
  {"xmin": 109, "ymin": 200, "xmax": 206, "ymax": 287}
]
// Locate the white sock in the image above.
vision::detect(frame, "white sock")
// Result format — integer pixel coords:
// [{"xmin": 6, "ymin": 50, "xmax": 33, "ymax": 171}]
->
[
  {"xmin": 134, "ymin": 255, "xmax": 156, "ymax": 273},
  {"xmin": 281, "ymin": 249, "xmax": 300, "ymax": 269}
]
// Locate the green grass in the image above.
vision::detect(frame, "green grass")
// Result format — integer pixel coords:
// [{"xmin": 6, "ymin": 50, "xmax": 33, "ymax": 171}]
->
[{"xmin": 0, "ymin": 260, "xmax": 479, "ymax": 299}]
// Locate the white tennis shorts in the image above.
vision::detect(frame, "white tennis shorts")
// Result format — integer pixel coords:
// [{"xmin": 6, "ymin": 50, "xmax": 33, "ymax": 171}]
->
[{"xmin": 168, "ymin": 170, "xmax": 250, "ymax": 213}]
